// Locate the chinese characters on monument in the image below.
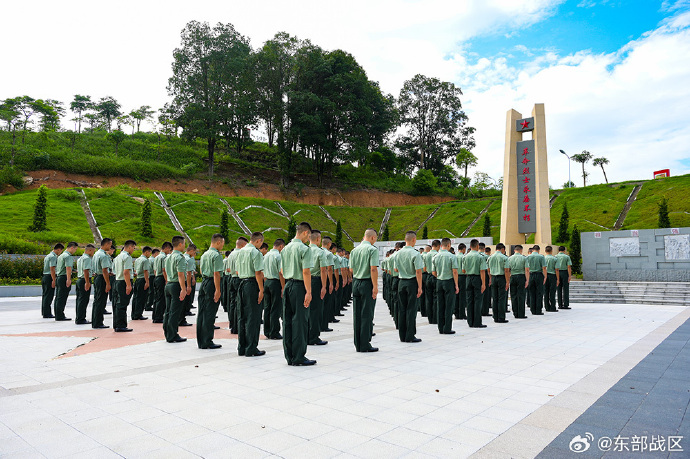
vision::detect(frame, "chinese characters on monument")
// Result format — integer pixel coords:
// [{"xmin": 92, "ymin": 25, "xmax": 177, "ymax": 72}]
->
[{"xmin": 516, "ymin": 118, "xmax": 536, "ymax": 233}]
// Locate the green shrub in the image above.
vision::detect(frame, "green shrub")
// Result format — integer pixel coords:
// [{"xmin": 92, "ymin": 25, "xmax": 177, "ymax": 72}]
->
[
  {"xmin": 0, "ymin": 277, "xmax": 43, "ymax": 285},
  {"xmin": 0, "ymin": 166, "xmax": 25, "ymax": 190},
  {"xmin": 0, "ymin": 236, "xmax": 52, "ymax": 255},
  {"xmin": 0, "ymin": 256, "xmax": 44, "ymax": 279},
  {"xmin": 54, "ymin": 189, "xmax": 81, "ymax": 201},
  {"xmin": 29, "ymin": 185, "xmax": 49, "ymax": 232},
  {"xmin": 412, "ymin": 169, "xmax": 437, "ymax": 196}
]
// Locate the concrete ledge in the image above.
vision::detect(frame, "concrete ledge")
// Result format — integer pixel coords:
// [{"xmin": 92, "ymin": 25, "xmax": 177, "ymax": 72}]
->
[{"xmin": 0, "ymin": 285, "xmax": 42, "ymax": 297}]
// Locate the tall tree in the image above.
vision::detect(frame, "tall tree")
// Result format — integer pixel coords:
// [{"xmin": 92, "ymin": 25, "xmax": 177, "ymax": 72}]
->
[
  {"xmin": 570, "ymin": 225, "xmax": 582, "ymax": 274},
  {"xmin": 158, "ymin": 103, "xmax": 179, "ymax": 139},
  {"xmin": 130, "ymin": 105, "xmax": 155, "ymax": 133},
  {"xmin": 422, "ymin": 226, "xmax": 428, "ymax": 239},
  {"xmin": 455, "ymin": 148, "xmax": 478, "ymax": 180},
  {"xmin": 592, "ymin": 157, "xmax": 609, "ymax": 184},
  {"xmin": 557, "ymin": 202, "xmax": 570, "ymax": 243},
  {"xmin": 15, "ymin": 96, "xmax": 37, "ymax": 144},
  {"xmin": 29, "ymin": 185, "xmax": 49, "ymax": 232},
  {"xmin": 219, "ymin": 211, "xmax": 229, "ymax": 241},
  {"xmin": 140, "ymin": 200, "xmax": 153, "ymax": 238},
  {"xmin": 0, "ymin": 98, "xmax": 22, "ymax": 165},
  {"xmin": 657, "ymin": 197, "xmax": 671, "ymax": 228},
  {"xmin": 106, "ymin": 129, "xmax": 127, "ymax": 155},
  {"xmin": 70, "ymin": 95, "xmax": 92, "ymax": 133},
  {"xmin": 96, "ymin": 96, "xmax": 122, "ymax": 132},
  {"xmin": 334, "ymin": 220, "xmax": 343, "ymax": 248},
  {"xmin": 168, "ymin": 21, "xmax": 252, "ymax": 177},
  {"xmin": 482, "ymin": 214, "xmax": 491, "ymax": 237},
  {"xmin": 34, "ymin": 99, "xmax": 64, "ymax": 132},
  {"xmin": 571, "ymin": 150, "xmax": 592, "ymax": 187},
  {"xmin": 396, "ymin": 74, "xmax": 475, "ymax": 173}
]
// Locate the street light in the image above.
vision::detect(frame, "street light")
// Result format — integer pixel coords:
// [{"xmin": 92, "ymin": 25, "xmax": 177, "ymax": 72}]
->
[{"xmin": 559, "ymin": 149, "xmax": 571, "ymax": 188}]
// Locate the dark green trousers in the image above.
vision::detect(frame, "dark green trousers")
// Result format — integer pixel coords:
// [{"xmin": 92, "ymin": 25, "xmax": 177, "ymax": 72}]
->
[
  {"xmin": 181, "ymin": 282, "xmax": 195, "ymax": 324},
  {"xmin": 353, "ymin": 278, "xmax": 375, "ymax": 351},
  {"xmin": 75, "ymin": 278, "xmax": 91, "ymax": 322},
  {"xmin": 91, "ymin": 275, "xmax": 108, "ymax": 327},
  {"xmin": 132, "ymin": 277, "xmax": 147, "ymax": 319},
  {"xmin": 466, "ymin": 275, "xmax": 483, "ymax": 327},
  {"xmin": 263, "ymin": 279, "xmax": 282, "ymax": 339},
  {"xmin": 321, "ymin": 277, "xmax": 332, "ymax": 331},
  {"xmin": 557, "ymin": 270, "xmax": 570, "ymax": 308},
  {"xmin": 491, "ymin": 275, "xmax": 507, "ymax": 322},
  {"xmin": 544, "ymin": 273, "xmax": 557, "ymax": 311},
  {"xmin": 391, "ymin": 277, "xmax": 400, "ymax": 327},
  {"xmin": 283, "ymin": 279, "xmax": 309, "ymax": 364},
  {"xmin": 335, "ymin": 276, "xmax": 344, "ymax": 317},
  {"xmin": 419, "ymin": 273, "xmax": 428, "ymax": 316},
  {"xmin": 163, "ymin": 282, "xmax": 183, "ymax": 341},
  {"xmin": 309, "ymin": 277, "xmax": 324, "ymax": 344},
  {"xmin": 196, "ymin": 278, "xmax": 219, "ymax": 348},
  {"xmin": 397, "ymin": 278, "xmax": 419, "ymax": 342},
  {"xmin": 221, "ymin": 275, "xmax": 231, "ymax": 312},
  {"xmin": 481, "ymin": 278, "xmax": 491, "ymax": 316},
  {"xmin": 228, "ymin": 277, "xmax": 240, "ymax": 333},
  {"xmin": 41, "ymin": 274, "xmax": 55, "ymax": 318},
  {"xmin": 436, "ymin": 278, "xmax": 455, "ymax": 334},
  {"xmin": 456, "ymin": 275, "xmax": 467, "ymax": 319},
  {"xmin": 510, "ymin": 274, "xmax": 527, "ymax": 318},
  {"xmin": 113, "ymin": 280, "xmax": 132, "ymax": 329},
  {"xmin": 146, "ymin": 276, "xmax": 154, "ymax": 311},
  {"xmin": 152, "ymin": 276, "xmax": 166, "ymax": 322},
  {"xmin": 528, "ymin": 272, "xmax": 544, "ymax": 314},
  {"xmin": 425, "ymin": 275, "xmax": 437, "ymax": 324},
  {"xmin": 54, "ymin": 275, "xmax": 71, "ymax": 320},
  {"xmin": 238, "ymin": 278, "xmax": 261, "ymax": 356}
]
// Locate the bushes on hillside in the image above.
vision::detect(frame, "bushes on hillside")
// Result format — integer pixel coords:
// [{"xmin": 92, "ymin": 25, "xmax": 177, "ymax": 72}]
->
[
  {"xmin": 0, "ymin": 166, "xmax": 25, "ymax": 190},
  {"xmin": 0, "ymin": 236, "xmax": 52, "ymax": 255},
  {"xmin": 412, "ymin": 169, "xmax": 437, "ymax": 195},
  {"xmin": 0, "ymin": 256, "xmax": 44, "ymax": 279}
]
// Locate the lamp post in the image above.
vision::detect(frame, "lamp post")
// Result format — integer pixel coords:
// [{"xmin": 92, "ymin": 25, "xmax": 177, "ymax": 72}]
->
[{"xmin": 559, "ymin": 149, "xmax": 571, "ymax": 188}]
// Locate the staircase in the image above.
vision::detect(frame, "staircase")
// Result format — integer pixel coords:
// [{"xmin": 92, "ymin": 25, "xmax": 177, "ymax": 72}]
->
[{"xmin": 570, "ymin": 281, "xmax": 690, "ymax": 306}]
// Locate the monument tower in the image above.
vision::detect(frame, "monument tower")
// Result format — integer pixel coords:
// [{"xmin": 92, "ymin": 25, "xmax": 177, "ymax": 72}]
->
[{"xmin": 500, "ymin": 103, "xmax": 551, "ymax": 248}]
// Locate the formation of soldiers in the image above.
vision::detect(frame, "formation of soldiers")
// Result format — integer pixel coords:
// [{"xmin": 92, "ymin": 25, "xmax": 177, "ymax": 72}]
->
[{"xmin": 40, "ymin": 226, "xmax": 572, "ymax": 366}]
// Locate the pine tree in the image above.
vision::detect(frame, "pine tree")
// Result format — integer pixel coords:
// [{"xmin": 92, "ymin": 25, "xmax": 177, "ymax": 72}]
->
[
  {"xmin": 482, "ymin": 214, "xmax": 491, "ymax": 237},
  {"xmin": 570, "ymin": 224, "xmax": 582, "ymax": 274},
  {"xmin": 140, "ymin": 200, "xmax": 153, "ymax": 238},
  {"xmin": 220, "ymin": 211, "xmax": 229, "ymax": 241},
  {"xmin": 287, "ymin": 217, "xmax": 297, "ymax": 241},
  {"xmin": 29, "ymin": 185, "xmax": 48, "ymax": 232},
  {"xmin": 335, "ymin": 220, "xmax": 343, "ymax": 248},
  {"xmin": 557, "ymin": 201, "xmax": 570, "ymax": 243},
  {"xmin": 422, "ymin": 225, "xmax": 428, "ymax": 239},
  {"xmin": 382, "ymin": 224, "xmax": 389, "ymax": 241},
  {"xmin": 657, "ymin": 197, "xmax": 671, "ymax": 228}
]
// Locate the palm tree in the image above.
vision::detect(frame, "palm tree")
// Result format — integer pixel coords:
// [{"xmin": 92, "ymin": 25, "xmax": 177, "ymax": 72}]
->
[
  {"xmin": 571, "ymin": 150, "xmax": 593, "ymax": 187},
  {"xmin": 592, "ymin": 157, "xmax": 610, "ymax": 184}
]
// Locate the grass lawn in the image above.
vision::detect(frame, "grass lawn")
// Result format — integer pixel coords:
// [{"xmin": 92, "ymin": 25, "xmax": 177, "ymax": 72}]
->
[
  {"xmin": 387, "ymin": 204, "xmax": 440, "ymax": 241},
  {"xmin": 425, "ymin": 199, "xmax": 493, "ymax": 239},
  {"xmin": 623, "ymin": 175, "xmax": 690, "ymax": 230},
  {"xmin": 324, "ymin": 206, "xmax": 387, "ymax": 245}
]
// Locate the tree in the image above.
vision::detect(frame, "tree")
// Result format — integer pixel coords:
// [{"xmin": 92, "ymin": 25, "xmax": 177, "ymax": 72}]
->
[
  {"xmin": 557, "ymin": 202, "xmax": 570, "ymax": 243},
  {"xmin": 29, "ymin": 185, "xmax": 48, "ymax": 232},
  {"xmin": 455, "ymin": 148, "xmax": 478, "ymax": 180},
  {"xmin": 0, "ymin": 98, "xmax": 22, "ymax": 165},
  {"xmin": 382, "ymin": 224, "xmax": 389, "ymax": 242},
  {"xmin": 116, "ymin": 114, "xmax": 134, "ymax": 133},
  {"xmin": 658, "ymin": 197, "xmax": 671, "ymax": 228},
  {"xmin": 411, "ymin": 169, "xmax": 437, "ymax": 195},
  {"xmin": 482, "ymin": 214, "xmax": 491, "ymax": 237},
  {"xmin": 571, "ymin": 150, "xmax": 592, "ymax": 187},
  {"xmin": 396, "ymin": 74, "xmax": 475, "ymax": 173},
  {"xmin": 472, "ymin": 171, "xmax": 496, "ymax": 192},
  {"xmin": 106, "ymin": 129, "xmax": 127, "ymax": 155},
  {"xmin": 220, "ymin": 211, "xmax": 229, "ymax": 241},
  {"xmin": 335, "ymin": 220, "xmax": 343, "ymax": 248},
  {"xmin": 570, "ymin": 224, "xmax": 582, "ymax": 274},
  {"xmin": 287, "ymin": 217, "xmax": 297, "ymax": 240},
  {"xmin": 158, "ymin": 104, "xmax": 179, "ymax": 139},
  {"xmin": 563, "ymin": 181, "xmax": 575, "ymax": 188},
  {"xmin": 130, "ymin": 105, "xmax": 155, "ymax": 133},
  {"xmin": 96, "ymin": 96, "xmax": 122, "ymax": 132},
  {"xmin": 70, "ymin": 95, "xmax": 92, "ymax": 133},
  {"xmin": 592, "ymin": 157, "xmax": 610, "ymax": 184},
  {"xmin": 422, "ymin": 226, "xmax": 428, "ymax": 239},
  {"xmin": 15, "ymin": 96, "xmax": 37, "ymax": 144},
  {"xmin": 141, "ymin": 200, "xmax": 153, "ymax": 238},
  {"xmin": 32, "ymin": 99, "xmax": 64, "ymax": 132}
]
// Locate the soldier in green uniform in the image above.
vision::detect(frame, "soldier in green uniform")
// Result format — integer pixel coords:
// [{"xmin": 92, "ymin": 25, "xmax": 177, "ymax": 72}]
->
[
  {"xmin": 236, "ymin": 232, "xmax": 266, "ymax": 357},
  {"xmin": 431, "ymin": 237, "xmax": 458, "ymax": 335},
  {"xmin": 227, "ymin": 237, "xmax": 248, "ymax": 334},
  {"xmin": 221, "ymin": 250, "xmax": 231, "ymax": 312},
  {"xmin": 41, "ymin": 243, "xmax": 63, "ymax": 319},
  {"xmin": 527, "ymin": 245, "xmax": 547, "ymax": 315},
  {"xmin": 75, "ymin": 244, "xmax": 95, "ymax": 324},
  {"xmin": 396, "ymin": 232, "xmax": 424, "ymax": 343},
  {"xmin": 488, "ymin": 243, "xmax": 510, "ymax": 323},
  {"xmin": 308, "ymin": 230, "xmax": 329, "ymax": 346},
  {"xmin": 556, "ymin": 246, "xmax": 573, "ymax": 310},
  {"xmin": 350, "ymin": 229, "xmax": 379, "ymax": 352},
  {"xmin": 338, "ymin": 248, "xmax": 349, "ymax": 313},
  {"xmin": 526, "ymin": 247, "xmax": 533, "ymax": 306},
  {"xmin": 111, "ymin": 240, "xmax": 136, "ymax": 332},
  {"xmin": 145, "ymin": 249, "xmax": 157, "ymax": 312},
  {"xmin": 197, "ymin": 233, "xmax": 225, "ymax": 349},
  {"xmin": 164, "ymin": 236, "xmax": 188, "ymax": 342},
  {"xmin": 543, "ymin": 246, "xmax": 558, "ymax": 312},
  {"xmin": 131, "ymin": 246, "xmax": 151, "ymax": 321},
  {"xmin": 281, "ymin": 222, "xmax": 316, "ymax": 366},
  {"xmin": 481, "ymin": 245, "xmax": 492, "ymax": 316},
  {"xmin": 152, "ymin": 242, "xmax": 172, "ymax": 323},
  {"xmin": 389, "ymin": 242, "xmax": 403, "ymax": 328},
  {"xmin": 330, "ymin": 244, "xmax": 343, "ymax": 322},
  {"xmin": 321, "ymin": 237, "xmax": 337, "ymax": 330},
  {"xmin": 508, "ymin": 245, "xmax": 529, "ymax": 319},
  {"xmin": 419, "ymin": 246, "xmax": 430, "ymax": 317},
  {"xmin": 455, "ymin": 243, "xmax": 467, "ymax": 320},
  {"xmin": 424, "ymin": 240, "xmax": 440, "ymax": 324},
  {"xmin": 263, "ymin": 239, "xmax": 285, "ymax": 340},
  {"xmin": 91, "ymin": 238, "xmax": 113, "ymax": 328},
  {"xmin": 181, "ymin": 245, "xmax": 197, "ymax": 324},
  {"xmin": 463, "ymin": 239, "xmax": 487, "ymax": 328},
  {"xmin": 54, "ymin": 242, "xmax": 78, "ymax": 321}
]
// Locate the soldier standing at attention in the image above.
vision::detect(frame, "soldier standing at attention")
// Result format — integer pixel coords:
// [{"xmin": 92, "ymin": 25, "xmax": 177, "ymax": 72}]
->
[
  {"xmin": 320, "ymin": 236, "xmax": 336, "ymax": 333},
  {"xmin": 54, "ymin": 242, "xmax": 78, "ymax": 321},
  {"xmin": 236, "ymin": 232, "xmax": 266, "ymax": 357},
  {"xmin": 431, "ymin": 237, "xmax": 458, "ymax": 335},
  {"xmin": 91, "ymin": 238, "xmax": 112, "ymax": 328},
  {"xmin": 389, "ymin": 242, "xmax": 403, "ymax": 328},
  {"xmin": 75, "ymin": 244, "xmax": 95, "ymax": 325},
  {"xmin": 338, "ymin": 248, "xmax": 350, "ymax": 313},
  {"xmin": 145, "ymin": 249, "xmax": 157, "ymax": 312},
  {"xmin": 526, "ymin": 247, "xmax": 533, "ymax": 306},
  {"xmin": 396, "ymin": 232, "xmax": 424, "ymax": 343},
  {"xmin": 131, "ymin": 246, "xmax": 151, "ymax": 321},
  {"xmin": 112, "ymin": 240, "xmax": 136, "ymax": 332},
  {"xmin": 330, "ymin": 244, "xmax": 343, "ymax": 322},
  {"xmin": 281, "ymin": 222, "xmax": 316, "ymax": 366},
  {"xmin": 263, "ymin": 239, "xmax": 286, "ymax": 340},
  {"xmin": 556, "ymin": 246, "xmax": 573, "ymax": 310},
  {"xmin": 482, "ymin": 246, "xmax": 493, "ymax": 316},
  {"xmin": 221, "ymin": 250, "xmax": 231, "ymax": 313},
  {"xmin": 308, "ymin": 230, "xmax": 329, "ymax": 346},
  {"xmin": 419, "ymin": 245, "xmax": 431, "ymax": 317},
  {"xmin": 527, "ymin": 245, "xmax": 547, "ymax": 315},
  {"xmin": 455, "ymin": 243, "xmax": 467, "ymax": 320},
  {"xmin": 350, "ymin": 229, "xmax": 379, "ymax": 352},
  {"xmin": 107, "ymin": 245, "xmax": 116, "ymax": 310},
  {"xmin": 424, "ymin": 240, "xmax": 440, "ymax": 324},
  {"xmin": 463, "ymin": 239, "xmax": 487, "ymax": 329},
  {"xmin": 181, "ymin": 245, "xmax": 197, "ymax": 324},
  {"xmin": 197, "ymin": 233, "xmax": 225, "ymax": 349},
  {"xmin": 543, "ymin": 246, "xmax": 559, "ymax": 312},
  {"xmin": 227, "ymin": 237, "xmax": 248, "ymax": 334},
  {"xmin": 508, "ymin": 245, "xmax": 529, "ymax": 319},
  {"xmin": 41, "ymin": 243, "xmax": 64, "ymax": 319},
  {"xmin": 152, "ymin": 242, "xmax": 172, "ymax": 324},
  {"xmin": 164, "ymin": 236, "xmax": 188, "ymax": 343},
  {"xmin": 488, "ymin": 243, "xmax": 510, "ymax": 324}
]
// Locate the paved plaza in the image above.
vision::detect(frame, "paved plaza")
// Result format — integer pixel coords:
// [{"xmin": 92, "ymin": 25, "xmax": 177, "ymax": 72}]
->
[{"xmin": 0, "ymin": 291, "xmax": 688, "ymax": 458}]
